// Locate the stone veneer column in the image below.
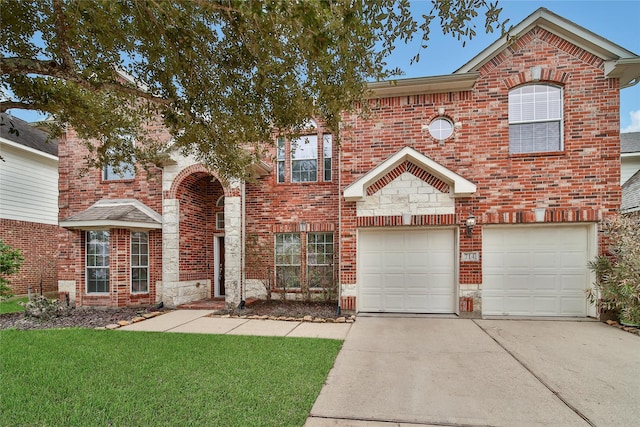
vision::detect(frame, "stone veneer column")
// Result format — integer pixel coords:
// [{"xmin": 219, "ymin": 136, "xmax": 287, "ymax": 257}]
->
[
  {"xmin": 161, "ymin": 198, "xmax": 179, "ymax": 305},
  {"xmin": 224, "ymin": 195, "xmax": 242, "ymax": 307}
]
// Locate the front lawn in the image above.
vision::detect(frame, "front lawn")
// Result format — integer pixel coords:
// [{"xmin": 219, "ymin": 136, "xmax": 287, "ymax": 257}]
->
[
  {"xmin": 0, "ymin": 297, "xmax": 27, "ymax": 314},
  {"xmin": 0, "ymin": 329, "xmax": 342, "ymax": 426}
]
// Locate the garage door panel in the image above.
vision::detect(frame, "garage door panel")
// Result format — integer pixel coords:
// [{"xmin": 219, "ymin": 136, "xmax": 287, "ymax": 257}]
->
[
  {"xmin": 483, "ymin": 226, "xmax": 590, "ymax": 317},
  {"xmin": 358, "ymin": 229, "xmax": 455, "ymax": 313}
]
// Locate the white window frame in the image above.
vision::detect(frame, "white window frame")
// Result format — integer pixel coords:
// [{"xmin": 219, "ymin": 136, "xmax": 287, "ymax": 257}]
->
[
  {"xmin": 277, "ymin": 137, "xmax": 285, "ymax": 183},
  {"xmin": 508, "ymin": 84, "xmax": 563, "ymax": 154},
  {"xmin": 131, "ymin": 231, "xmax": 149, "ymax": 294},
  {"xmin": 428, "ymin": 118, "xmax": 454, "ymax": 141},
  {"xmin": 291, "ymin": 135, "xmax": 318, "ymax": 183},
  {"xmin": 103, "ymin": 136, "xmax": 136, "ymax": 180},
  {"xmin": 275, "ymin": 233, "xmax": 301, "ymax": 288},
  {"xmin": 86, "ymin": 230, "xmax": 110, "ymax": 294},
  {"xmin": 307, "ymin": 232, "xmax": 334, "ymax": 289},
  {"xmin": 323, "ymin": 134, "xmax": 332, "ymax": 181}
]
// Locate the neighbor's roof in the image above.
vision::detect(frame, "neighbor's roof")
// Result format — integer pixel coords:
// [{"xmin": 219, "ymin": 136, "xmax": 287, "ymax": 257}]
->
[
  {"xmin": 621, "ymin": 132, "xmax": 640, "ymax": 154},
  {"xmin": 60, "ymin": 199, "xmax": 162, "ymax": 230},
  {"xmin": 622, "ymin": 170, "xmax": 640, "ymax": 213},
  {"xmin": 0, "ymin": 112, "xmax": 58, "ymax": 157}
]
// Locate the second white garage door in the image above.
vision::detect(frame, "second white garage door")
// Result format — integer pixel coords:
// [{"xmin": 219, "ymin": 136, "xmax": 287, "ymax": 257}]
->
[
  {"xmin": 358, "ymin": 228, "xmax": 456, "ymax": 313},
  {"xmin": 483, "ymin": 225, "xmax": 592, "ymax": 317}
]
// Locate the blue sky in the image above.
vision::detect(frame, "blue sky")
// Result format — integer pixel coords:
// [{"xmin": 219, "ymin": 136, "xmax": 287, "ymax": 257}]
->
[
  {"xmin": 385, "ymin": 0, "xmax": 640, "ymax": 132},
  {"xmin": 8, "ymin": 0, "xmax": 640, "ymax": 131}
]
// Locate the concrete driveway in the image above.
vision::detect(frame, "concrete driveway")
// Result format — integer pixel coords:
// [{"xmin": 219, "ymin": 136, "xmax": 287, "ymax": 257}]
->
[{"xmin": 307, "ymin": 317, "xmax": 640, "ymax": 427}]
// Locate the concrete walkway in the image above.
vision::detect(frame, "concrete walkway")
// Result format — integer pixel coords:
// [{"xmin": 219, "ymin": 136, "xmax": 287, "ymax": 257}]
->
[
  {"xmin": 307, "ymin": 317, "xmax": 640, "ymax": 427},
  {"xmin": 119, "ymin": 309, "xmax": 352, "ymax": 340}
]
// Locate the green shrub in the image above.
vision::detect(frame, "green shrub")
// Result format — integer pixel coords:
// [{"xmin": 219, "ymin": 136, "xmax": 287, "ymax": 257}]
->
[
  {"xmin": 0, "ymin": 240, "xmax": 24, "ymax": 301},
  {"xmin": 587, "ymin": 215, "xmax": 640, "ymax": 325},
  {"xmin": 20, "ymin": 295, "xmax": 70, "ymax": 320}
]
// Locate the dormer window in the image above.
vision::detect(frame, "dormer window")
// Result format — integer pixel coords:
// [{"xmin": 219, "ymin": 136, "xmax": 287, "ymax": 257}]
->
[{"xmin": 508, "ymin": 84, "xmax": 563, "ymax": 154}]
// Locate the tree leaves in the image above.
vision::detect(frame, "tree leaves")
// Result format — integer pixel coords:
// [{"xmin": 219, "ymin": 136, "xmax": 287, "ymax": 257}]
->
[{"xmin": 1, "ymin": 0, "xmax": 507, "ymax": 180}]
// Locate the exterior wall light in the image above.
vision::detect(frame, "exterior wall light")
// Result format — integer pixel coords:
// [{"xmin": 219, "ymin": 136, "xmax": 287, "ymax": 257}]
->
[{"xmin": 465, "ymin": 213, "xmax": 476, "ymax": 237}]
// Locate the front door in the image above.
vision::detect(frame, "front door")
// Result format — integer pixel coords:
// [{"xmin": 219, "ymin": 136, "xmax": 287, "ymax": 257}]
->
[{"xmin": 214, "ymin": 235, "xmax": 225, "ymax": 297}]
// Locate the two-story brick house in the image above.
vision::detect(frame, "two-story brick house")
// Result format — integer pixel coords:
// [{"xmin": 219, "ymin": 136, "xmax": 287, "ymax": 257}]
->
[{"xmin": 57, "ymin": 8, "xmax": 640, "ymax": 318}]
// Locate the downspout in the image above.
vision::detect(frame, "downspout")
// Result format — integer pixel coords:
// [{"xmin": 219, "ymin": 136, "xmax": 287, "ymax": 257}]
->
[
  {"xmin": 337, "ymin": 125, "xmax": 342, "ymax": 315},
  {"xmin": 238, "ymin": 180, "xmax": 247, "ymax": 309}
]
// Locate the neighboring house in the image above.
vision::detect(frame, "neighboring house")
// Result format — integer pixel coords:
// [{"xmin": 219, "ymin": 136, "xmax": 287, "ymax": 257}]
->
[
  {"xmin": 621, "ymin": 132, "xmax": 640, "ymax": 214},
  {"xmin": 621, "ymin": 132, "xmax": 640, "ymax": 184},
  {"xmin": 621, "ymin": 170, "xmax": 640, "ymax": 214},
  {"xmin": 0, "ymin": 113, "xmax": 59, "ymax": 296},
  {"xmin": 57, "ymin": 8, "xmax": 640, "ymax": 318}
]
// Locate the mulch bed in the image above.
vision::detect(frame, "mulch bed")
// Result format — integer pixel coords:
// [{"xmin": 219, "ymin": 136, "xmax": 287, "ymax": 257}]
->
[{"xmin": 0, "ymin": 300, "xmax": 350, "ymax": 330}]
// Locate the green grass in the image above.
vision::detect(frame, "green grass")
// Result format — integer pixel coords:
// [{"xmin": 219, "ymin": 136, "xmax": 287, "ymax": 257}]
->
[
  {"xmin": 0, "ymin": 297, "xmax": 27, "ymax": 314},
  {"xmin": 0, "ymin": 329, "xmax": 342, "ymax": 426}
]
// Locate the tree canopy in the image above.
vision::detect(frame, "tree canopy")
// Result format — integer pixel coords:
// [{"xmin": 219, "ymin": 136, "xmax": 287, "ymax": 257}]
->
[{"xmin": 1, "ymin": 0, "xmax": 507, "ymax": 179}]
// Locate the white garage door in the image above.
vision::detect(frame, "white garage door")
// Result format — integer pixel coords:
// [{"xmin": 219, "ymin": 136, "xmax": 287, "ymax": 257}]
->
[
  {"xmin": 483, "ymin": 225, "xmax": 592, "ymax": 317},
  {"xmin": 358, "ymin": 228, "xmax": 455, "ymax": 313}
]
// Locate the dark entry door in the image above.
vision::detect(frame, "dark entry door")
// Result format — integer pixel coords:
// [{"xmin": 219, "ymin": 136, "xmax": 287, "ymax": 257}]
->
[{"xmin": 218, "ymin": 236, "xmax": 225, "ymax": 296}]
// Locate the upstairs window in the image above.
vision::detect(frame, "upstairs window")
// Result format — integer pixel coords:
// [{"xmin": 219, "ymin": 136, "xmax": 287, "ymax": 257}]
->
[
  {"xmin": 323, "ymin": 134, "xmax": 332, "ymax": 181},
  {"xmin": 277, "ymin": 137, "xmax": 285, "ymax": 183},
  {"xmin": 509, "ymin": 84, "xmax": 563, "ymax": 154},
  {"xmin": 103, "ymin": 135, "xmax": 136, "ymax": 180},
  {"xmin": 291, "ymin": 135, "xmax": 318, "ymax": 182}
]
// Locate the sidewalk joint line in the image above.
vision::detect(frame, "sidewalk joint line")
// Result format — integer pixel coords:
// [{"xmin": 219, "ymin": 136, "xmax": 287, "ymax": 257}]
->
[{"xmin": 472, "ymin": 320, "xmax": 595, "ymax": 427}]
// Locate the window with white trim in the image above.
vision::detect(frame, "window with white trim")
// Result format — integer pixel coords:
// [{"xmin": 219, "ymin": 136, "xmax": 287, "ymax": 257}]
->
[
  {"xmin": 428, "ymin": 118, "xmax": 454, "ymax": 141},
  {"xmin": 291, "ymin": 135, "xmax": 318, "ymax": 182},
  {"xmin": 131, "ymin": 231, "xmax": 149, "ymax": 293},
  {"xmin": 509, "ymin": 84, "xmax": 563, "ymax": 154},
  {"xmin": 216, "ymin": 196, "xmax": 225, "ymax": 229},
  {"xmin": 307, "ymin": 233, "xmax": 334, "ymax": 288},
  {"xmin": 86, "ymin": 230, "xmax": 110, "ymax": 293},
  {"xmin": 103, "ymin": 136, "xmax": 136, "ymax": 180},
  {"xmin": 275, "ymin": 233, "xmax": 301, "ymax": 288},
  {"xmin": 277, "ymin": 137, "xmax": 285, "ymax": 183},
  {"xmin": 323, "ymin": 134, "xmax": 332, "ymax": 181}
]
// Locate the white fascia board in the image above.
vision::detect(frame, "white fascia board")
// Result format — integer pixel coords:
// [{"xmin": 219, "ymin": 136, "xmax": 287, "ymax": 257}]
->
[
  {"xmin": 604, "ymin": 58, "xmax": 640, "ymax": 88},
  {"xmin": 621, "ymin": 152, "xmax": 640, "ymax": 158},
  {"xmin": 343, "ymin": 146, "xmax": 476, "ymax": 201},
  {"xmin": 0, "ymin": 138, "xmax": 58, "ymax": 162},
  {"xmin": 367, "ymin": 73, "xmax": 478, "ymax": 98}
]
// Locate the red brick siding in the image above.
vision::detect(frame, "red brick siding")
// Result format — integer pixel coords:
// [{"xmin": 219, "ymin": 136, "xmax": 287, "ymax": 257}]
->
[
  {"xmin": 0, "ymin": 219, "xmax": 59, "ymax": 295},
  {"xmin": 245, "ymin": 124, "xmax": 340, "ymax": 290},
  {"xmin": 176, "ymin": 172, "xmax": 223, "ymax": 281},
  {"xmin": 57, "ymin": 122, "xmax": 168, "ymax": 306},
  {"xmin": 338, "ymin": 27, "xmax": 621, "ymax": 288}
]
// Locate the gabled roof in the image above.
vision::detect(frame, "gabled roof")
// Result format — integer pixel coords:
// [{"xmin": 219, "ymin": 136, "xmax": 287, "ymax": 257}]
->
[
  {"xmin": 0, "ymin": 112, "xmax": 58, "ymax": 157},
  {"xmin": 455, "ymin": 8, "xmax": 640, "ymax": 88},
  {"xmin": 60, "ymin": 199, "xmax": 162, "ymax": 230},
  {"xmin": 621, "ymin": 132, "xmax": 640, "ymax": 154},
  {"xmin": 343, "ymin": 146, "xmax": 476, "ymax": 201},
  {"xmin": 622, "ymin": 170, "xmax": 640, "ymax": 213}
]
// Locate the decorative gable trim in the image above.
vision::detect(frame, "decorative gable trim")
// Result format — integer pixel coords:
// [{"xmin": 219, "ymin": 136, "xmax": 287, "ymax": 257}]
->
[
  {"xmin": 343, "ymin": 146, "xmax": 476, "ymax": 201},
  {"xmin": 366, "ymin": 161, "xmax": 449, "ymax": 196},
  {"xmin": 456, "ymin": 8, "xmax": 640, "ymax": 88}
]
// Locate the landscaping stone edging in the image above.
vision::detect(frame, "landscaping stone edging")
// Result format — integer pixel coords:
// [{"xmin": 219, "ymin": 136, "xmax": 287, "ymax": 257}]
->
[
  {"xmin": 95, "ymin": 311, "xmax": 165, "ymax": 330},
  {"xmin": 211, "ymin": 314, "xmax": 356, "ymax": 323},
  {"xmin": 605, "ymin": 320, "xmax": 640, "ymax": 336}
]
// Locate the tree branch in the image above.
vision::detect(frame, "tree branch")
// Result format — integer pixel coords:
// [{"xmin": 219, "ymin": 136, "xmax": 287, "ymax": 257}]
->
[
  {"xmin": 51, "ymin": 0, "xmax": 76, "ymax": 72},
  {"xmin": 0, "ymin": 57, "xmax": 172, "ymax": 106},
  {"xmin": 0, "ymin": 101, "xmax": 37, "ymax": 112}
]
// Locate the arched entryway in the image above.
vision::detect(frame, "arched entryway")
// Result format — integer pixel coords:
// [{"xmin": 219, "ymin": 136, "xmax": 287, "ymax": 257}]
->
[{"xmin": 161, "ymin": 163, "xmax": 242, "ymax": 307}]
